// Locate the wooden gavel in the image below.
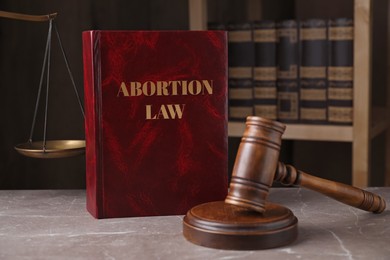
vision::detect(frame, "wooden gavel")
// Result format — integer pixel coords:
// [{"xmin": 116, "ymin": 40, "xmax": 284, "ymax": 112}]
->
[{"xmin": 226, "ymin": 116, "xmax": 386, "ymax": 214}]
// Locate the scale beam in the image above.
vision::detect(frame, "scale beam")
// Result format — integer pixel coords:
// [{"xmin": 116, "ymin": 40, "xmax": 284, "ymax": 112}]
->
[
  {"xmin": 1, "ymin": 10, "xmax": 86, "ymax": 159},
  {"xmin": 0, "ymin": 10, "xmax": 57, "ymax": 22}
]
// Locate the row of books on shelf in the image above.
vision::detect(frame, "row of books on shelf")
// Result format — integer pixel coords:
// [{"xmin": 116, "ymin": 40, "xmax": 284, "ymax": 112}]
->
[{"xmin": 210, "ymin": 17, "xmax": 353, "ymax": 125}]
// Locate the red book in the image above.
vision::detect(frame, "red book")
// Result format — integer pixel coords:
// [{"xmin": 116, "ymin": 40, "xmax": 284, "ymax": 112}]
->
[{"xmin": 82, "ymin": 31, "xmax": 228, "ymax": 218}]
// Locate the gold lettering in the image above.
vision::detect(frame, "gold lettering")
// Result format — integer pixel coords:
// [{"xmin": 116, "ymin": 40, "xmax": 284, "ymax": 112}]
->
[
  {"xmin": 157, "ymin": 105, "xmax": 169, "ymax": 119},
  {"xmin": 188, "ymin": 80, "xmax": 201, "ymax": 95},
  {"xmin": 167, "ymin": 104, "xmax": 185, "ymax": 119},
  {"xmin": 130, "ymin": 82, "xmax": 142, "ymax": 96},
  {"xmin": 157, "ymin": 81, "xmax": 169, "ymax": 96},
  {"xmin": 117, "ymin": 82, "xmax": 129, "ymax": 97},
  {"xmin": 119, "ymin": 80, "xmax": 214, "ymax": 97},
  {"xmin": 202, "ymin": 80, "xmax": 213, "ymax": 94},
  {"xmin": 143, "ymin": 81, "xmax": 156, "ymax": 96},
  {"xmin": 181, "ymin": 81, "xmax": 188, "ymax": 95},
  {"xmin": 170, "ymin": 81, "xmax": 179, "ymax": 95},
  {"xmin": 145, "ymin": 105, "xmax": 156, "ymax": 119},
  {"xmin": 145, "ymin": 104, "xmax": 185, "ymax": 120}
]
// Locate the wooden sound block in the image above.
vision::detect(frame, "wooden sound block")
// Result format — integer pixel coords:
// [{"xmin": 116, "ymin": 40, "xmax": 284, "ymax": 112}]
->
[{"xmin": 183, "ymin": 201, "xmax": 298, "ymax": 250}]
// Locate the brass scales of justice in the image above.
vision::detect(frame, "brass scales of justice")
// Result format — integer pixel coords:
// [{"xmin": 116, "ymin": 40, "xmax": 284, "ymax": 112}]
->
[{"xmin": 0, "ymin": 10, "xmax": 85, "ymax": 158}]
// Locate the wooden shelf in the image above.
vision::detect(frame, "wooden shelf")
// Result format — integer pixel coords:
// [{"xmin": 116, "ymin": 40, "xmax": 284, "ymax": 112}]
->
[
  {"xmin": 229, "ymin": 122, "xmax": 353, "ymax": 141},
  {"xmin": 189, "ymin": 0, "xmax": 390, "ymax": 187},
  {"xmin": 229, "ymin": 107, "xmax": 388, "ymax": 141}
]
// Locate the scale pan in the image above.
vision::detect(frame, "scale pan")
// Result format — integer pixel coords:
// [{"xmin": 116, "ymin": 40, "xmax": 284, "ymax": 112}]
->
[{"xmin": 14, "ymin": 140, "xmax": 85, "ymax": 159}]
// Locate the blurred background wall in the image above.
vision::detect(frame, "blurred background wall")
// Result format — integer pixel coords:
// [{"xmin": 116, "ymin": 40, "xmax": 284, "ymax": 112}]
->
[
  {"xmin": 0, "ymin": 0, "xmax": 388, "ymax": 189},
  {"xmin": 0, "ymin": 0, "xmax": 189, "ymax": 189}
]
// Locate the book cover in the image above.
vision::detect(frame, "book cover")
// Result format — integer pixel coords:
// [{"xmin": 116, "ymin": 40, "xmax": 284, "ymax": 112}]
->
[
  {"xmin": 82, "ymin": 31, "xmax": 228, "ymax": 219},
  {"xmin": 276, "ymin": 20, "xmax": 300, "ymax": 123},
  {"xmin": 227, "ymin": 22, "xmax": 255, "ymax": 121},
  {"xmin": 253, "ymin": 20, "xmax": 277, "ymax": 120},
  {"xmin": 327, "ymin": 18, "xmax": 353, "ymax": 125},
  {"xmin": 299, "ymin": 19, "xmax": 328, "ymax": 124}
]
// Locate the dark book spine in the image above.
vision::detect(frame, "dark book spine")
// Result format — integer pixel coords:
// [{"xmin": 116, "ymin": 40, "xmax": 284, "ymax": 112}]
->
[
  {"xmin": 253, "ymin": 20, "xmax": 277, "ymax": 120},
  {"xmin": 227, "ymin": 22, "xmax": 255, "ymax": 121},
  {"xmin": 327, "ymin": 18, "xmax": 353, "ymax": 125},
  {"xmin": 207, "ymin": 22, "xmax": 226, "ymax": 31},
  {"xmin": 299, "ymin": 19, "xmax": 328, "ymax": 124},
  {"xmin": 276, "ymin": 20, "xmax": 300, "ymax": 123},
  {"xmin": 82, "ymin": 31, "xmax": 104, "ymax": 219}
]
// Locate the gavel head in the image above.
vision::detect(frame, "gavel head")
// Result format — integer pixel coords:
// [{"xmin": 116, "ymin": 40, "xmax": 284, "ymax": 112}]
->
[{"xmin": 225, "ymin": 116, "xmax": 286, "ymax": 213}]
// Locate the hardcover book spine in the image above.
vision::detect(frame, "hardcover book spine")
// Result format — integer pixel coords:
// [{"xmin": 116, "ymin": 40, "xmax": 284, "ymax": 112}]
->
[
  {"xmin": 276, "ymin": 20, "xmax": 300, "ymax": 123},
  {"xmin": 82, "ymin": 31, "xmax": 104, "ymax": 219},
  {"xmin": 253, "ymin": 20, "xmax": 277, "ymax": 120},
  {"xmin": 227, "ymin": 22, "xmax": 255, "ymax": 121},
  {"xmin": 327, "ymin": 18, "xmax": 353, "ymax": 125},
  {"xmin": 299, "ymin": 19, "xmax": 328, "ymax": 124}
]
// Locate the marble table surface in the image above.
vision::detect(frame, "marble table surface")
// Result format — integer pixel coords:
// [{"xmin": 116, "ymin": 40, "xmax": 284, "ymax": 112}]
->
[{"xmin": 0, "ymin": 188, "xmax": 389, "ymax": 260}]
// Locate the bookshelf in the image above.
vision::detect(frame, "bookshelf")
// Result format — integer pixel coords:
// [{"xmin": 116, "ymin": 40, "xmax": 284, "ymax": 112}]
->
[{"xmin": 189, "ymin": 0, "xmax": 390, "ymax": 188}]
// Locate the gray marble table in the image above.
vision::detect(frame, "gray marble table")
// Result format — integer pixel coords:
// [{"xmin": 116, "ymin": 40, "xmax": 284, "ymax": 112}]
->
[{"xmin": 0, "ymin": 188, "xmax": 389, "ymax": 260}]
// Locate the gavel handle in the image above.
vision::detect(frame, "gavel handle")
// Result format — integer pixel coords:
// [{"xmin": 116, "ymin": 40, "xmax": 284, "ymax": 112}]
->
[{"xmin": 275, "ymin": 162, "xmax": 386, "ymax": 214}]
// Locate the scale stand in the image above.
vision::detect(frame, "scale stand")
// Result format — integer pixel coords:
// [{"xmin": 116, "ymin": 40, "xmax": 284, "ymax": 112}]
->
[{"xmin": 0, "ymin": 10, "xmax": 85, "ymax": 158}]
